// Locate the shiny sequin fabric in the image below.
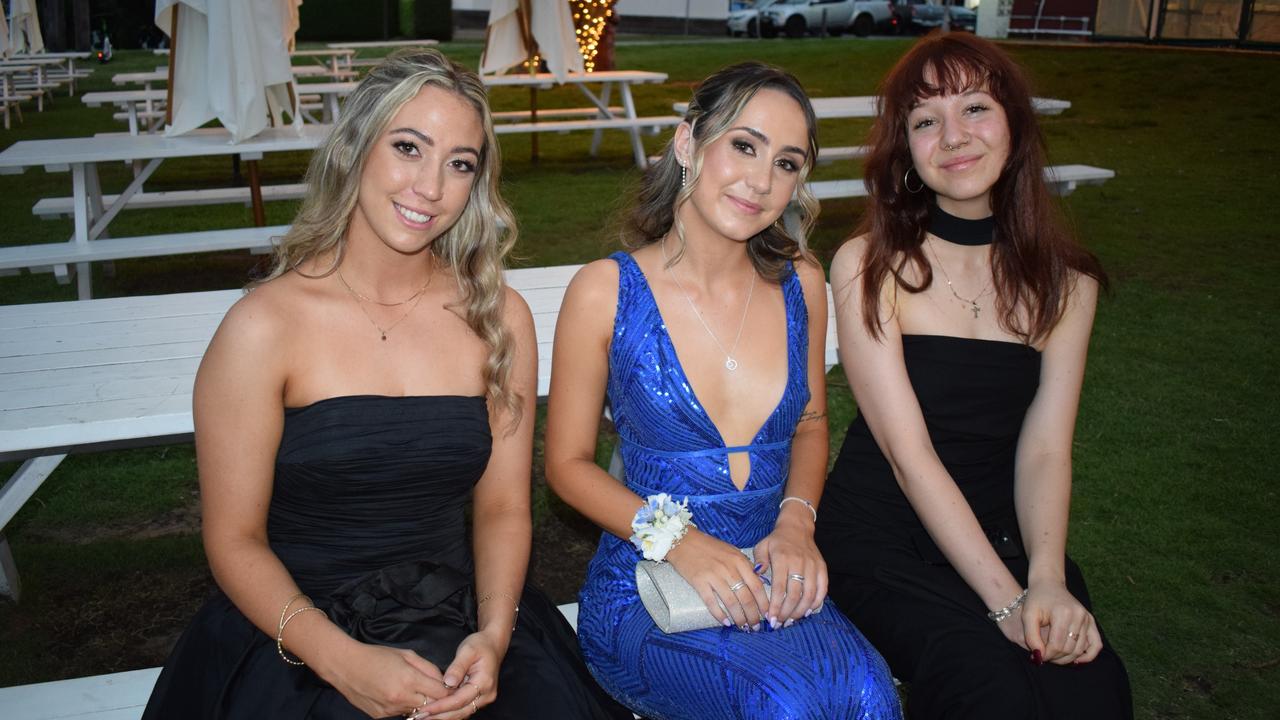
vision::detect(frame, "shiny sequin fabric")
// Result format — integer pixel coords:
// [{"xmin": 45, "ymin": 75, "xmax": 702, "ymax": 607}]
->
[{"xmin": 576, "ymin": 253, "xmax": 903, "ymax": 720}]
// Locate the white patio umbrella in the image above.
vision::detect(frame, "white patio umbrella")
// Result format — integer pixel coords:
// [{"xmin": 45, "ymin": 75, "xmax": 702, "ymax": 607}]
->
[
  {"xmin": 155, "ymin": 0, "xmax": 299, "ymax": 144},
  {"xmin": 8, "ymin": 0, "xmax": 45, "ymax": 55},
  {"xmin": 282, "ymin": 0, "xmax": 303, "ymax": 52},
  {"xmin": 0, "ymin": 12, "xmax": 10, "ymax": 59},
  {"xmin": 481, "ymin": 0, "xmax": 584, "ymax": 82}
]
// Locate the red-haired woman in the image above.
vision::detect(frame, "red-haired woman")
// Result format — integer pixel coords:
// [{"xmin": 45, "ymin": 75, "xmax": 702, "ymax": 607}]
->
[{"xmin": 815, "ymin": 33, "xmax": 1133, "ymax": 719}]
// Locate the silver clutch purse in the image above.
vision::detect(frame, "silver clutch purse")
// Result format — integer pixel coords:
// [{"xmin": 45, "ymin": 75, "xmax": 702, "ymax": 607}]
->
[{"xmin": 635, "ymin": 548, "xmax": 772, "ymax": 633}]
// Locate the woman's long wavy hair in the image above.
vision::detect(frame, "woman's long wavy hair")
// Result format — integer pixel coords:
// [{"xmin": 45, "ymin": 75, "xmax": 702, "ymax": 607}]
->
[
  {"xmin": 856, "ymin": 32, "xmax": 1107, "ymax": 343},
  {"xmin": 621, "ymin": 62, "xmax": 820, "ymax": 282},
  {"xmin": 257, "ymin": 49, "xmax": 521, "ymax": 423}
]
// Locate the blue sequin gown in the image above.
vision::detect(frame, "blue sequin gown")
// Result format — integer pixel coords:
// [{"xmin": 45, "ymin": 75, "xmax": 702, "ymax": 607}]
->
[{"xmin": 576, "ymin": 253, "xmax": 902, "ymax": 720}]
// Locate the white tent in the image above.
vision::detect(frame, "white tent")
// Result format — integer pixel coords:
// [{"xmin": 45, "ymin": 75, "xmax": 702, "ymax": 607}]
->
[
  {"xmin": 155, "ymin": 0, "xmax": 299, "ymax": 144},
  {"xmin": 8, "ymin": 0, "xmax": 45, "ymax": 55},
  {"xmin": 481, "ymin": 0, "xmax": 584, "ymax": 82}
]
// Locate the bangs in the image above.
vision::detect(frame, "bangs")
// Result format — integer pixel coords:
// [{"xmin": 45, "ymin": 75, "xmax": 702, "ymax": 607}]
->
[{"xmin": 910, "ymin": 54, "xmax": 991, "ymax": 103}]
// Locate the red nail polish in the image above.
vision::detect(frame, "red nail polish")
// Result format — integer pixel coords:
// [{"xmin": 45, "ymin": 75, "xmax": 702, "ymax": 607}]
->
[{"xmin": 1030, "ymin": 649, "xmax": 1043, "ymax": 665}]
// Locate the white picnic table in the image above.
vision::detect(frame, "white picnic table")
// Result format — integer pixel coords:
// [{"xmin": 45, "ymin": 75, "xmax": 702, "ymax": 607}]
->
[
  {"xmin": 0, "ymin": 125, "xmax": 333, "ymax": 298},
  {"xmin": 326, "ymin": 38, "xmax": 441, "ymax": 67},
  {"xmin": 82, "ymin": 88, "xmax": 168, "ymax": 135},
  {"xmin": 289, "ymin": 46, "xmax": 357, "ymax": 74},
  {"xmin": 484, "ymin": 70, "xmax": 680, "ymax": 168},
  {"xmin": 0, "ymin": 57, "xmax": 65, "ymax": 111},
  {"xmin": 9, "ymin": 51, "xmax": 93, "ymax": 95},
  {"xmin": 0, "ymin": 262, "xmax": 842, "ymax": 601},
  {"xmin": 0, "ymin": 64, "xmax": 35, "ymax": 129}
]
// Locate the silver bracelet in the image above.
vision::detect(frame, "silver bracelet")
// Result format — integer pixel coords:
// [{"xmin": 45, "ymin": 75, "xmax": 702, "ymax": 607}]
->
[
  {"xmin": 987, "ymin": 588, "xmax": 1029, "ymax": 623},
  {"xmin": 778, "ymin": 496, "xmax": 817, "ymax": 523}
]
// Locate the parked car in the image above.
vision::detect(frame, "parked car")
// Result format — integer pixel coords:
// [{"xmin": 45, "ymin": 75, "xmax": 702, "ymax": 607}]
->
[
  {"xmin": 891, "ymin": 0, "xmax": 977, "ymax": 33},
  {"xmin": 760, "ymin": 0, "xmax": 856, "ymax": 38},
  {"xmin": 848, "ymin": 0, "xmax": 896, "ymax": 36},
  {"xmin": 727, "ymin": 0, "xmax": 780, "ymax": 37}
]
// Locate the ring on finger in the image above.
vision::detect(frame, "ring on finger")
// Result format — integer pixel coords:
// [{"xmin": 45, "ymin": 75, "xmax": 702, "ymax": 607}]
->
[
  {"xmin": 728, "ymin": 580, "xmax": 747, "ymax": 592},
  {"xmin": 471, "ymin": 697, "xmax": 479, "ymax": 715},
  {"xmin": 788, "ymin": 573, "xmax": 805, "ymax": 584}
]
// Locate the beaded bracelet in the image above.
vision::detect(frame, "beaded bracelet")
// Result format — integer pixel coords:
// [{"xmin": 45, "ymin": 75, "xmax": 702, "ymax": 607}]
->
[
  {"xmin": 277, "ymin": 605, "xmax": 326, "ymax": 666},
  {"xmin": 986, "ymin": 588, "xmax": 1029, "ymax": 624},
  {"xmin": 779, "ymin": 495, "xmax": 817, "ymax": 523}
]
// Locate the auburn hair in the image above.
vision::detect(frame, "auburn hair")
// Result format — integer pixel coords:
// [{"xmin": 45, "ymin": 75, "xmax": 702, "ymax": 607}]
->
[{"xmin": 856, "ymin": 32, "xmax": 1107, "ymax": 343}]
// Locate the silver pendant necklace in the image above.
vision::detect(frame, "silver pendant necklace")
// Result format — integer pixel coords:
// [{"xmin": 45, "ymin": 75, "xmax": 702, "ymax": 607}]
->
[
  {"xmin": 660, "ymin": 238, "xmax": 755, "ymax": 371},
  {"xmin": 926, "ymin": 237, "xmax": 992, "ymax": 319}
]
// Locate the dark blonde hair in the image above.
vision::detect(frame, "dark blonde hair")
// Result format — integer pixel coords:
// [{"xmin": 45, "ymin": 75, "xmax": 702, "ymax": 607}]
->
[
  {"xmin": 857, "ymin": 32, "xmax": 1107, "ymax": 343},
  {"xmin": 260, "ymin": 48, "xmax": 521, "ymax": 421},
  {"xmin": 621, "ymin": 61, "xmax": 820, "ymax": 282}
]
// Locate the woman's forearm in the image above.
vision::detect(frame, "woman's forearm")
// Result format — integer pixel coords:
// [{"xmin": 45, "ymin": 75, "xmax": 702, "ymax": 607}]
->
[
  {"xmin": 1015, "ymin": 448, "xmax": 1072, "ymax": 585},
  {"xmin": 471, "ymin": 504, "xmax": 531, "ymax": 653},
  {"xmin": 206, "ymin": 535, "xmax": 353, "ymax": 680}
]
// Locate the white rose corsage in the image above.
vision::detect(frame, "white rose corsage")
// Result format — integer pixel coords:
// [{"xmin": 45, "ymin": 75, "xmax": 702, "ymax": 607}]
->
[{"xmin": 629, "ymin": 493, "xmax": 695, "ymax": 562}]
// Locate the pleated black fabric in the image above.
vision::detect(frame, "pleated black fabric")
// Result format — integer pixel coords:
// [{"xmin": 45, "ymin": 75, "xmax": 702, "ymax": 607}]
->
[{"xmin": 143, "ymin": 395, "xmax": 631, "ymax": 720}]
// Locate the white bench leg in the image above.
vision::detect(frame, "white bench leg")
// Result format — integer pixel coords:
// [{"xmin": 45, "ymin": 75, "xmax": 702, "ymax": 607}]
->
[
  {"xmin": 0, "ymin": 454, "xmax": 69, "ymax": 601},
  {"xmin": 0, "ymin": 534, "xmax": 20, "ymax": 601}
]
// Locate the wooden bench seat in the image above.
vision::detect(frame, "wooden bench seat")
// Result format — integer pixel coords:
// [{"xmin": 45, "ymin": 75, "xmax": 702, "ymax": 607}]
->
[
  {"xmin": 493, "ymin": 115, "xmax": 683, "ymax": 135},
  {"xmin": 33, "ymin": 184, "xmax": 308, "ymax": 219},
  {"xmin": 0, "ymin": 225, "xmax": 289, "ymax": 273},
  {"xmin": 0, "ymin": 603, "xmax": 584, "ymax": 720}
]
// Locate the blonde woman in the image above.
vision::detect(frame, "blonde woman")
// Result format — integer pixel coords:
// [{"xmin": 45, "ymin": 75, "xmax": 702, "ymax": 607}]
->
[
  {"xmin": 143, "ymin": 50, "xmax": 630, "ymax": 720},
  {"xmin": 545, "ymin": 62, "xmax": 900, "ymax": 720}
]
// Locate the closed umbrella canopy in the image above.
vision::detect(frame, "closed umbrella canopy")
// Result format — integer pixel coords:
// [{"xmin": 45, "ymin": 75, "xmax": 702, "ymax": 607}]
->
[
  {"xmin": 481, "ymin": 0, "xmax": 584, "ymax": 82},
  {"xmin": 8, "ymin": 0, "xmax": 44, "ymax": 55},
  {"xmin": 156, "ymin": 0, "xmax": 299, "ymax": 143},
  {"xmin": 0, "ymin": 12, "xmax": 10, "ymax": 59},
  {"xmin": 282, "ymin": 0, "xmax": 303, "ymax": 52}
]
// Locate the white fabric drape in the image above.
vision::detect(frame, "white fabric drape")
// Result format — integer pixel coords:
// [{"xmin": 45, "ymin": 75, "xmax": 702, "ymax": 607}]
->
[
  {"xmin": 481, "ymin": 0, "xmax": 584, "ymax": 82},
  {"xmin": 8, "ymin": 0, "xmax": 45, "ymax": 54},
  {"xmin": 155, "ymin": 0, "xmax": 300, "ymax": 143}
]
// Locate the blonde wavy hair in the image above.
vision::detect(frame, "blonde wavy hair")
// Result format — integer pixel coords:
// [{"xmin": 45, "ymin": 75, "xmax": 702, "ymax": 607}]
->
[
  {"xmin": 622, "ymin": 61, "xmax": 820, "ymax": 282},
  {"xmin": 258, "ymin": 48, "xmax": 521, "ymax": 423}
]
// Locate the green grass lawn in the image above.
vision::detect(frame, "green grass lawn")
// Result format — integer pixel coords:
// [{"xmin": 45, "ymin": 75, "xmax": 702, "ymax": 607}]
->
[{"xmin": 1, "ymin": 37, "xmax": 1277, "ymax": 718}]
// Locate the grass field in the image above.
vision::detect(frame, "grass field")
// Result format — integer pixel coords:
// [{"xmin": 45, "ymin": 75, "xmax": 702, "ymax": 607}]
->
[{"xmin": 1, "ymin": 36, "xmax": 1277, "ymax": 718}]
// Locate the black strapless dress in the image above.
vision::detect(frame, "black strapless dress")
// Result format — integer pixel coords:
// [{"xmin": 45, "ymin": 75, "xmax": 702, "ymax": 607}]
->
[
  {"xmin": 817, "ymin": 336, "xmax": 1133, "ymax": 720},
  {"xmin": 142, "ymin": 395, "xmax": 631, "ymax": 720}
]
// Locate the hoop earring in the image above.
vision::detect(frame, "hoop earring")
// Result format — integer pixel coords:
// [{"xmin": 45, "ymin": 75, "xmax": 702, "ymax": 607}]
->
[{"xmin": 903, "ymin": 167, "xmax": 924, "ymax": 194}]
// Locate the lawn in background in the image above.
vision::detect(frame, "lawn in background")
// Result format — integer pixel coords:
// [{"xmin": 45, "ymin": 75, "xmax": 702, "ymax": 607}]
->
[{"xmin": 1, "ymin": 37, "xmax": 1277, "ymax": 719}]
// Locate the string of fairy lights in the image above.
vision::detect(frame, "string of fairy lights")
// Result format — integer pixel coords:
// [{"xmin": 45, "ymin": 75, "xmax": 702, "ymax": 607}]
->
[{"xmin": 570, "ymin": 0, "xmax": 616, "ymax": 72}]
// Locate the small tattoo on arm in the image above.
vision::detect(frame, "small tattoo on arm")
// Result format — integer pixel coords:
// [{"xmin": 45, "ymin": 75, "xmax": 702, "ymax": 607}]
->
[{"xmin": 798, "ymin": 411, "xmax": 827, "ymax": 424}]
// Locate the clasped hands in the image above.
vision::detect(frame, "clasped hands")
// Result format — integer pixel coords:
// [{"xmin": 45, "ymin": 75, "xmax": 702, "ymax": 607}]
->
[
  {"xmin": 325, "ymin": 631, "xmax": 503, "ymax": 719},
  {"xmin": 998, "ymin": 580, "xmax": 1104, "ymax": 666},
  {"xmin": 667, "ymin": 519, "xmax": 826, "ymax": 631}
]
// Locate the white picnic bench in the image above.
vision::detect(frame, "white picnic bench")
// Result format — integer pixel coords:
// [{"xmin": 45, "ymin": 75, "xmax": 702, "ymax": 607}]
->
[
  {"xmin": 0, "ymin": 64, "xmax": 35, "ymax": 129},
  {"xmin": 0, "ymin": 260, "xmax": 836, "ymax": 718},
  {"xmin": 0, "ymin": 124, "xmax": 333, "ymax": 299},
  {"xmin": 8, "ymin": 51, "xmax": 93, "ymax": 95},
  {"xmin": 326, "ymin": 39, "xmax": 441, "ymax": 68},
  {"xmin": 484, "ymin": 70, "xmax": 682, "ymax": 169}
]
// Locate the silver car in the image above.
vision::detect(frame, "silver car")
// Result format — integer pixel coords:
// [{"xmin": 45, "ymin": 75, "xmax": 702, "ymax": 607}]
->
[{"xmin": 727, "ymin": 0, "xmax": 780, "ymax": 37}]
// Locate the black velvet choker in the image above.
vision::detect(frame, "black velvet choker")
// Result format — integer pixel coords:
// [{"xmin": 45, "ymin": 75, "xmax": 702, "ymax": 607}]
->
[{"xmin": 928, "ymin": 203, "xmax": 995, "ymax": 246}]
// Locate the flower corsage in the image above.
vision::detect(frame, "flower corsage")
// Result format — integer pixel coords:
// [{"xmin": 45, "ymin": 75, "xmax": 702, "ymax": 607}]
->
[{"xmin": 630, "ymin": 493, "xmax": 695, "ymax": 562}]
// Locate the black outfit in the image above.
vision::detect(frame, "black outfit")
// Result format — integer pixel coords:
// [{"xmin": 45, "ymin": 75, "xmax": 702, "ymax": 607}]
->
[
  {"xmin": 815, "ymin": 207, "xmax": 1133, "ymax": 720},
  {"xmin": 143, "ymin": 395, "xmax": 632, "ymax": 720}
]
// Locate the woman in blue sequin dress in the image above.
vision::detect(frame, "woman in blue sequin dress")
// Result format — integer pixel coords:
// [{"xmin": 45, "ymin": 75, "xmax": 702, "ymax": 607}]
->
[{"xmin": 545, "ymin": 63, "xmax": 902, "ymax": 720}]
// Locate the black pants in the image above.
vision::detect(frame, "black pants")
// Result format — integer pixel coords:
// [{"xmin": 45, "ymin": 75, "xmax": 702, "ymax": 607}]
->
[{"xmin": 830, "ymin": 552, "xmax": 1133, "ymax": 720}]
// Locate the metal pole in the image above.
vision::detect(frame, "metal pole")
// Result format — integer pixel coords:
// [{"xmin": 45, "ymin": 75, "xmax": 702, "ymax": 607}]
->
[{"xmin": 685, "ymin": 0, "xmax": 692, "ymax": 35}]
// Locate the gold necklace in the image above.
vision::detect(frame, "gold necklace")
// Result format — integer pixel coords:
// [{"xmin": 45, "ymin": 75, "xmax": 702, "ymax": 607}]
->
[
  {"xmin": 336, "ymin": 269, "xmax": 431, "ymax": 306},
  {"xmin": 337, "ymin": 269, "xmax": 432, "ymax": 341},
  {"xmin": 660, "ymin": 238, "xmax": 755, "ymax": 371},
  {"xmin": 926, "ymin": 237, "xmax": 993, "ymax": 319}
]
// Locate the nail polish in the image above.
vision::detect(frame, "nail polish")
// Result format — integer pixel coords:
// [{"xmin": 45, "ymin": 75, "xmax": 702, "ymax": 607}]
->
[
  {"xmin": 753, "ymin": 563, "xmax": 765, "ymax": 574},
  {"xmin": 804, "ymin": 608, "xmax": 813, "ymax": 618},
  {"xmin": 768, "ymin": 615, "xmax": 780, "ymax": 630},
  {"xmin": 751, "ymin": 623, "xmax": 761, "ymax": 632},
  {"xmin": 1031, "ymin": 649, "xmax": 1043, "ymax": 665},
  {"xmin": 721, "ymin": 618, "xmax": 733, "ymax": 627},
  {"xmin": 783, "ymin": 618, "xmax": 795, "ymax": 628}
]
